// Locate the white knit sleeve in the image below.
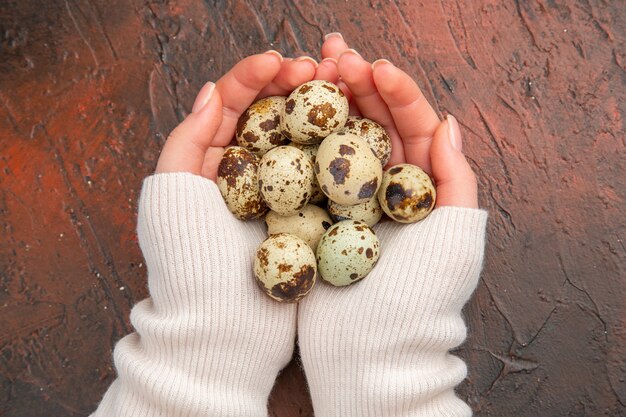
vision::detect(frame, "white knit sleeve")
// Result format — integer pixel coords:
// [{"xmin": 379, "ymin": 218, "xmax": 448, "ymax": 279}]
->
[
  {"xmin": 90, "ymin": 172, "xmax": 296, "ymax": 417},
  {"xmin": 298, "ymin": 206, "xmax": 488, "ymax": 417}
]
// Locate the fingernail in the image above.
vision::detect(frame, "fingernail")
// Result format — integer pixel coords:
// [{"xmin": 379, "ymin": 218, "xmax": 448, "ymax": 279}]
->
[
  {"xmin": 339, "ymin": 48, "xmax": 361, "ymax": 59},
  {"xmin": 264, "ymin": 50, "xmax": 283, "ymax": 62},
  {"xmin": 321, "ymin": 57, "xmax": 338, "ymax": 66},
  {"xmin": 324, "ymin": 32, "xmax": 344, "ymax": 41},
  {"xmin": 192, "ymin": 81, "xmax": 215, "ymax": 113},
  {"xmin": 295, "ymin": 56, "xmax": 318, "ymax": 68},
  {"xmin": 371, "ymin": 59, "xmax": 392, "ymax": 71},
  {"xmin": 447, "ymin": 114, "xmax": 462, "ymax": 152}
]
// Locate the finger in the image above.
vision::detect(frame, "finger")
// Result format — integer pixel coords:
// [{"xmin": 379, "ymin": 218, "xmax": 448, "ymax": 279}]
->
[
  {"xmin": 372, "ymin": 60, "xmax": 440, "ymax": 173},
  {"xmin": 348, "ymin": 101, "xmax": 361, "ymax": 117},
  {"xmin": 212, "ymin": 51, "xmax": 283, "ymax": 147},
  {"xmin": 321, "ymin": 33, "xmax": 349, "ymax": 60},
  {"xmin": 430, "ymin": 115, "xmax": 478, "ymax": 208},
  {"xmin": 314, "ymin": 58, "xmax": 340, "ymax": 83},
  {"xmin": 201, "ymin": 146, "xmax": 227, "ymax": 182},
  {"xmin": 258, "ymin": 57, "xmax": 318, "ymax": 97},
  {"xmin": 337, "ymin": 50, "xmax": 405, "ymax": 166},
  {"xmin": 156, "ymin": 83, "xmax": 223, "ymax": 175}
]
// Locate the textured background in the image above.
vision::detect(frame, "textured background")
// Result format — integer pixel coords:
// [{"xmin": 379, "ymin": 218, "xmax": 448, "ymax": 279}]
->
[{"xmin": 1, "ymin": 0, "xmax": 624, "ymax": 416}]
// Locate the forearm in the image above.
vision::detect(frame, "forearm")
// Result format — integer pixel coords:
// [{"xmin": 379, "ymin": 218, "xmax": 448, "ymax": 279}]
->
[
  {"xmin": 91, "ymin": 173, "xmax": 296, "ymax": 417},
  {"xmin": 299, "ymin": 206, "xmax": 488, "ymax": 416}
]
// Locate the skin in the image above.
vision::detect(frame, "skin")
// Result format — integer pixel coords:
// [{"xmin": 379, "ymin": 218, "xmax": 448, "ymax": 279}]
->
[{"xmin": 155, "ymin": 37, "xmax": 478, "ymax": 209}]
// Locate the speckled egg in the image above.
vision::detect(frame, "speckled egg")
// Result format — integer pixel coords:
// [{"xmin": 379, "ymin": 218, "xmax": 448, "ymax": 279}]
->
[
  {"xmin": 216, "ymin": 147, "xmax": 268, "ymax": 220},
  {"xmin": 258, "ymin": 146, "xmax": 315, "ymax": 216},
  {"xmin": 328, "ymin": 196, "xmax": 383, "ymax": 227},
  {"xmin": 266, "ymin": 204, "xmax": 333, "ymax": 251},
  {"xmin": 315, "ymin": 132, "xmax": 383, "ymax": 205},
  {"xmin": 281, "ymin": 80, "xmax": 349, "ymax": 145},
  {"xmin": 378, "ymin": 164, "xmax": 436, "ymax": 223},
  {"xmin": 288, "ymin": 142, "xmax": 326, "ymax": 204},
  {"xmin": 236, "ymin": 96, "xmax": 290, "ymax": 156},
  {"xmin": 316, "ymin": 220, "xmax": 380, "ymax": 286},
  {"xmin": 341, "ymin": 116, "xmax": 392, "ymax": 166},
  {"xmin": 253, "ymin": 233, "xmax": 317, "ymax": 302}
]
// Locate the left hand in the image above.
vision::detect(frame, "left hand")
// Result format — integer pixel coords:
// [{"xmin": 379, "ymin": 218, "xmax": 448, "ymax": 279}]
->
[{"xmin": 318, "ymin": 34, "xmax": 478, "ymax": 209}]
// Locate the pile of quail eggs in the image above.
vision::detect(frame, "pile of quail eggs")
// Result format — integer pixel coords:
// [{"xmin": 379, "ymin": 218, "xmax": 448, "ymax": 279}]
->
[{"xmin": 217, "ymin": 80, "xmax": 436, "ymax": 303}]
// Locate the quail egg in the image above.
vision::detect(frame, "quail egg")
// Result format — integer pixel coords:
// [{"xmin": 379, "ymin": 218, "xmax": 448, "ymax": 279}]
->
[
  {"xmin": 254, "ymin": 233, "xmax": 317, "ymax": 302},
  {"xmin": 236, "ymin": 96, "xmax": 290, "ymax": 156},
  {"xmin": 266, "ymin": 204, "xmax": 333, "ymax": 251},
  {"xmin": 281, "ymin": 80, "xmax": 349, "ymax": 145},
  {"xmin": 315, "ymin": 132, "xmax": 383, "ymax": 205},
  {"xmin": 316, "ymin": 220, "xmax": 380, "ymax": 286},
  {"xmin": 288, "ymin": 142, "xmax": 326, "ymax": 204},
  {"xmin": 341, "ymin": 116, "xmax": 392, "ymax": 166},
  {"xmin": 216, "ymin": 147, "xmax": 268, "ymax": 220},
  {"xmin": 328, "ymin": 196, "xmax": 383, "ymax": 227},
  {"xmin": 258, "ymin": 146, "xmax": 315, "ymax": 216},
  {"xmin": 378, "ymin": 164, "xmax": 436, "ymax": 223}
]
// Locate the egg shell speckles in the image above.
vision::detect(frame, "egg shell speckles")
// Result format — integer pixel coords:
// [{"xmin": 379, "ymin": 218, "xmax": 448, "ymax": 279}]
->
[
  {"xmin": 216, "ymin": 147, "xmax": 268, "ymax": 220},
  {"xmin": 258, "ymin": 146, "xmax": 315, "ymax": 216},
  {"xmin": 316, "ymin": 220, "xmax": 380, "ymax": 286},
  {"xmin": 315, "ymin": 132, "xmax": 383, "ymax": 205},
  {"xmin": 281, "ymin": 80, "xmax": 349, "ymax": 145},
  {"xmin": 341, "ymin": 116, "xmax": 392, "ymax": 167},
  {"xmin": 236, "ymin": 96, "xmax": 290, "ymax": 156},
  {"xmin": 288, "ymin": 142, "xmax": 326, "ymax": 204},
  {"xmin": 328, "ymin": 196, "xmax": 383, "ymax": 227},
  {"xmin": 254, "ymin": 233, "xmax": 317, "ymax": 302},
  {"xmin": 266, "ymin": 204, "xmax": 333, "ymax": 251},
  {"xmin": 378, "ymin": 164, "xmax": 436, "ymax": 223}
]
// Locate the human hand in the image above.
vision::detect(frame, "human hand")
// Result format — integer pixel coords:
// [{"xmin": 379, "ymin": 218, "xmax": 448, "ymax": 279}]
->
[
  {"xmin": 94, "ymin": 53, "xmax": 337, "ymax": 416},
  {"xmin": 154, "ymin": 50, "xmax": 337, "ymax": 181},
  {"xmin": 319, "ymin": 34, "xmax": 478, "ymax": 209},
  {"xmin": 297, "ymin": 35, "xmax": 488, "ymax": 417}
]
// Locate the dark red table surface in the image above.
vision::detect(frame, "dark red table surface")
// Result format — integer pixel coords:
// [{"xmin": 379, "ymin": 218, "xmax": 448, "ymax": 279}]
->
[{"xmin": 1, "ymin": 1, "xmax": 624, "ymax": 416}]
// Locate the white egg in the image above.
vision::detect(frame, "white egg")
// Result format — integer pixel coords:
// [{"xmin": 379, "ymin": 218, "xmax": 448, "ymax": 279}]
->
[
  {"xmin": 236, "ymin": 96, "xmax": 290, "ymax": 156},
  {"xmin": 266, "ymin": 204, "xmax": 333, "ymax": 251},
  {"xmin": 328, "ymin": 196, "xmax": 383, "ymax": 227},
  {"xmin": 281, "ymin": 80, "xmax": 349, "ymax": 145},
  {"xmin": 315, "ymin": 132, "xmax": 382, "ymax": 205},
  {"xmin": 288, "ymin": 142, "xmax": 326, "ymax": 204},
  {"xmin": 254, "ymin": 233, "xmax": 317, "ymax": 302},
  {"xmin": 316, "ymin": 220, "xmax": 380, "ymax": 286},
  {"xmin": 258, "ymin": 146, "xmax": 315, "ymax": 216},
  {"xmin": 378, "ymin": 164, "xmax": 436, "ymax": 223},
  {"xmin": 341, "ymin": 116, "xmax": 392, "ymax": 166},
  {"xmin": 216, "ymin": 147, "xmax": 268, "ymax": 220}
]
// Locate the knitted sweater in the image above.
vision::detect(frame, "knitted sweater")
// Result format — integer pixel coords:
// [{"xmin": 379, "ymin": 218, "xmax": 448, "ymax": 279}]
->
[{"xmin": 90, "ymin": 172, "xmax": 488, "ymax": 417}]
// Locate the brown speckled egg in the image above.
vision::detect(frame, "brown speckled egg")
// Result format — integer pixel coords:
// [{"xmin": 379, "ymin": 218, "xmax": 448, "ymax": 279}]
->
[
  {"xmin": 258, "ymin": 146, "xmax": 314, "ymax": 216},
  {"xmin": 328, "ymin": 196, "xmax": 383, "ymax": 227},
  {"xmin": 341, "ymin": 116, "xmax": 392, "ymax": 166},
  {"xmin": 288, "ymin": 142, "xmax": 326, "ymax": 204},
  {"xmin": 316, "ymin": 220, "xmax": 380, "ymax": 286},
  {"xmin": 216, "ymin": 147, "xmax": 268, "ymax": 220},
  {"xmin": 378, "ymin": 164, "xmax": 436, "ymax": 223},
  {"xmin": 236, "ymin": 96, "xmax": 290, "ymax": 156},
  {"xmin": 281, "ymin": 80, "xmax": 349, "ymax": 145},
  {"xmin": 266, "ymin": 204, "xmax": 333, "ymax": 251},
  {"xmin": 254, "ymin": 233, "xmax": 317, "ymax": 302},
  {"xmin": 315, "ymin": 132, "xmax": 383, "ymax": 205}
]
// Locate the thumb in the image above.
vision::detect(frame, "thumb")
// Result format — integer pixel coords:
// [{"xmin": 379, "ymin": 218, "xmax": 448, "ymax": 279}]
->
[
  {"xmin": 430, "ymin": 115, "xmax": 478, "ymax": 208},
  {"xmin": 155, "ymin": 81, "xmax": 223, "ymax": 175}
]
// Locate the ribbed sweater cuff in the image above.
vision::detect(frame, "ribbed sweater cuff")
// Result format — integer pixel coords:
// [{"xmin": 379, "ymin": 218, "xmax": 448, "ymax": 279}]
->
[
  {"xmin": 136, "ymin": 172, "xmax": 267, "ymax": 314},
  {"xmin": 91, "ymin": 172, "xmax": 296, "ymax": 417},
  {"xmin": 374, "ymin": 206, "xmax": 488, "ymax": 314}
]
